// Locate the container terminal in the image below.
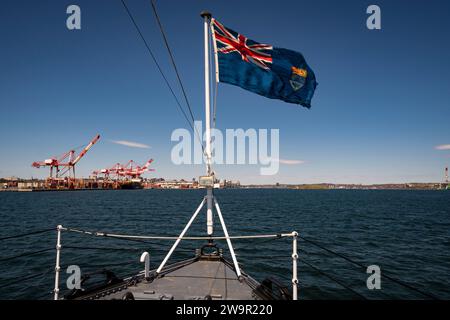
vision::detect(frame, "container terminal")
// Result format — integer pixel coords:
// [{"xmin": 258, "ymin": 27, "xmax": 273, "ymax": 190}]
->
[{"xmin": 0, "ymin": 133, "xmax": 447, "ymax": 191}]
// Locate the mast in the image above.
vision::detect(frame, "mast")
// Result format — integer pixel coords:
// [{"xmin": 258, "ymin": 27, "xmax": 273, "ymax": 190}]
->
[
  {"xmin": 201, "ymin": 11, "xmax": 214, "ymax": 236},
  {"xmin": 157, "ymin": 11, "xmax": 242, "ymax": 277}
]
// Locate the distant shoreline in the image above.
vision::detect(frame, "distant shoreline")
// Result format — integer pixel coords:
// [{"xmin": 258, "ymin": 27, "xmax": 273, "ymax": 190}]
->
[
  {"xmin": 1, "ymin": 177, "xmax": 449, "ymax": 191},
  {"xmin": 243, "ymin": 183, "xmax": 449, "ymax": 190},
  {"xmin": 1, "ymin": 185, "xmax": 448, "ymax": 192}
]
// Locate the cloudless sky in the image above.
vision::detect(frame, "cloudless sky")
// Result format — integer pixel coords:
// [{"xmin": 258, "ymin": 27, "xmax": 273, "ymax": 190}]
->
[{"xmin": 0, "ymin": 0, "xmax": 449, "ymax": 184}]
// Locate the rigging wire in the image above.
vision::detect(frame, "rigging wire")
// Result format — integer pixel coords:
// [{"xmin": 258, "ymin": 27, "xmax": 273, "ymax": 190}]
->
[
  {"xmin": 60, "ymin": 261, "xmax": 138, "ymax": 270},
  {"xmin": 208, "ymin": 25, "xmax": 214, "ymax": 158},
  {"xmin": 210, "ymin": 29, "xmax": 219, "ymax": 131},
  {"xmin": 149, "ymin": 0, "xmax": 196, "ymax": 125},
  {"xmin": 233, "ymin": 233, "xmax": 283, "ymax": 252},
  {"xmin": 119, "ymin": 0, "xmax": 200, "ymax": 148},
  {"xmin": 232, "ymin": 240, "xmax": 368, "ymax": 299},
  {"xmin": 296, "ymin": 247, "xmax": 396, "ymax": 299},
  {"xmin": 62, "ymin": 228, "xmax": 205, "ymax": 251},
  {"xmin": 1, "ymin": 225, "xmax": 436, "ymax": 299},
  {"xmin": 0, "ymin": 271, "xmax": 51, "ymax": 290},
  {"xmin": 63, "ymin": 227, "xmax": 290, "ymax": 240},
  {"xmin": 0, "ymin": 228, "xmax": 55, "ymax": 241},
  {"xmin": 212, "ymin": 76, "xmax": 219, "ymax": 130},
  {"xmin": 298, "ymin": 255, "xmax": 367, "ymax": 300},
  {"xmin": 0, "ymin": 248, "xmax": 54, "ymax": 263},
  {"xmin": 230, "ymin": 235, "xmax": 429, "ymax": 300},
  {"xmin": 209, "ymin": 25, "xmax": 219, "ymax": 165},
  {"xmin": 299, "ymin": 236, "xmax": 439, "ymax": 300},
  {"xmin": 149, "ymin": 0, "xmax": 206, "ymax": 154},
  {"xmin": 209, "ymin": 29, "xmax": 215, "ymax": 127},
  {"xmin": 63, "ymin": 245, "xmax": 194, "ymax": 253},
  {"xmin": 231, "ymin": 252, "xmax": 368, "ymax": 299}
]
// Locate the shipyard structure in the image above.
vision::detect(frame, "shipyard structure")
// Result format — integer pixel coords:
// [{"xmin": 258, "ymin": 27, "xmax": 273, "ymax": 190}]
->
[
  {"xmin": 0, "ymin": 177, "xmax": 241, "ymax": 191},
  {"xmin": 5, "ymin": 134, "xmax": 158, "ymax": 191},
  {"xmin": 0, "ymin": 133, "xmax": 445, "ymax": 191}
]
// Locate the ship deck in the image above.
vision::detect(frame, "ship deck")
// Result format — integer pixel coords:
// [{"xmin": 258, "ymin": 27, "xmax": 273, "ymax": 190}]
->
[{"xmin": 68, "ymin": 252, "xmax": 267, "ymax": 300}]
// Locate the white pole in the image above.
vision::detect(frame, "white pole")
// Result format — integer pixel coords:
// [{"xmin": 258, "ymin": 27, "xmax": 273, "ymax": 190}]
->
[
  {"xmin": 201, "ymin": 11, "xmax": 214, "ymax": 236},
  {"xmin": 214, "ymin": 198, "xmax": 241, "ymax": 278},
  {"xmin": 156, "ymin": 198, "xmax": 206, "ymax": 274},
  {"xmin": 53, "ymin": 225, "xmax": 62, "ymax": 300},
  {"xmin": 206, "ymin": 188, "xmax": 213, "ymax": 236},
  {"xmin": 202, "ymin": 12, "xmax": 212, "ymax": 172},
  {"xmin": 292, "ymin": 231, "xmax": 298, "ymax": 300}
]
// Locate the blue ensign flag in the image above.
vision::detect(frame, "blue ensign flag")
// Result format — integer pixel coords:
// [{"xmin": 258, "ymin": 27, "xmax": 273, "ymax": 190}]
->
[{"xmin": 212, "ymin": 19, "xmax": 317, "ymax": 108}]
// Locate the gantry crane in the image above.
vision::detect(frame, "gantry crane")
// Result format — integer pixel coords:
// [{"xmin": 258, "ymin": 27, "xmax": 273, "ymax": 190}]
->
[
  {"xmin": 93, "ymin": 158, "xmax": 154, "ymax": 181},
  {"xmin": 32, "ymin": 134, "xmax": 101, "ymax": 181},
  {"xmin": 120, "ymin": 159, "xmax": 154, "ymax": 179}
]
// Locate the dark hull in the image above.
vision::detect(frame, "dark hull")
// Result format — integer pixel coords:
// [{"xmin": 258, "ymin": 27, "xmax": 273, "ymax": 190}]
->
[{"xmin": 120, "ymin": 182, "xmax": 143, "ymax": 190}]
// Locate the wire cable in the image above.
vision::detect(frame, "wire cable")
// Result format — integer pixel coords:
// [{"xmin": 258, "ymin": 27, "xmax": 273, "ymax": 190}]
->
[
  {"xmin": 0, "ymin": 248, "xmax": 54, "ymax": 263},
  {"xmin": 119, "ymin": 0, "xmax": 199, "ymax": 145},
  {"xmin": 149, "ymin": 0, "xmax": 206, "ymax": 154},
  {"xmin": 209, "ymin": 28, "xmax": 219, "ymax": 131},
  {"xmin": 298, "ymin": 256, "xmax": 367, "ymax": 300},
  {"xmin": 63, "ymin": 245, "xmax": 193, "ymax": 253},
  {"xmin": 0, "ymin": 271, "xmax": 51, "ymax": 290},
  {"xmin": 0, "ymin": 228, "xmax": 55, "ymax": 241},
  {"xmin": 63, "ymin": 226, "xmax": 292, "ymax": 240},
  {"xmin": 300, "ymin": 236, "xmax": 439, "ymax": 300}
]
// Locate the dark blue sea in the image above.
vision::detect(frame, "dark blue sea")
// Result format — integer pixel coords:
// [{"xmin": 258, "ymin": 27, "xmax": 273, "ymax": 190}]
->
[{"xmin": 0, "ymin": 189, "xmax": 449, "ymax": 300}]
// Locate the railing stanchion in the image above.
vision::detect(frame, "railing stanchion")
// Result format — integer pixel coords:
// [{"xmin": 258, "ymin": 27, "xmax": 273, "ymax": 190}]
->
[
  {"xmin": 53, "ymin": 225, "xmax": 63, "ymax": 300},
  {"xmin": 292, "ymin": 231, "xmax": 298, "ymax": 300}
]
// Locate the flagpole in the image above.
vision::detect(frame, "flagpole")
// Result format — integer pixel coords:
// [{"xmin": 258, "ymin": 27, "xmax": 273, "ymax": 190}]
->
[
  {"xmin": 201, "ymin": 11, "xmax": 214, "ymax": 236},
  {"xmin": 198, "ymin": 11, "xmax": 241, "ymax": 278}
]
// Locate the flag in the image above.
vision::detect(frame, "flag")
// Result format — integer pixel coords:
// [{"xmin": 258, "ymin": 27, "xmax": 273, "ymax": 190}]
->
[{"xmin": 211, "ymin": 18, "xmax": 317, "ymax": 108}]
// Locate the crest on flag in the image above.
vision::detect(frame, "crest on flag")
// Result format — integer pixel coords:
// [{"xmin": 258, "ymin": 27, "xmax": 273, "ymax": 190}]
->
[{"xmin": 290, "ymin": 66, "xmax": 307, "ymax": 91}]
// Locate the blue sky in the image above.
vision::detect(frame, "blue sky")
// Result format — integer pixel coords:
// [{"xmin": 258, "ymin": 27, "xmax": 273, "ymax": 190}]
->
[{"xmin": 0, "ymin": 0, "xmax": 449, "ymax": 184}]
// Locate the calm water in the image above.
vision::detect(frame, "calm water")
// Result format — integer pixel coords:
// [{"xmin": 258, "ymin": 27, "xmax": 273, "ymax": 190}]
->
[{"xmin": 0, "ymin": 189, "xmax": 449, "ymax": 300}]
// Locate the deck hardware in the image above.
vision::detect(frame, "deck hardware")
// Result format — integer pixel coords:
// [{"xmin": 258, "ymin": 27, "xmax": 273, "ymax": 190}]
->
[{"xmin": 140, "ymin": 251, "xmax": 150, "ymax": 280}]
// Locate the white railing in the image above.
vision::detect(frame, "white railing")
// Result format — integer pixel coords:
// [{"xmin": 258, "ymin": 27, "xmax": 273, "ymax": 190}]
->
[{"xmin": 54, "ymin": 225, "xmax": 299, "ymax": 300}]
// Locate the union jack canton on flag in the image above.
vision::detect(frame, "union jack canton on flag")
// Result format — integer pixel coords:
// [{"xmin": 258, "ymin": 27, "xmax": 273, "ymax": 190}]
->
[{"xmin": 211, "ymin": 18, "xmax": 317, "ymax": 108}]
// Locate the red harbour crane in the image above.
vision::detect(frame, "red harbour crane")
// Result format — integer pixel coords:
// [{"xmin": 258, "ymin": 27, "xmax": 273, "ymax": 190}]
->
[
  {"xmin": 93, "ymin": 158, "xmax": 154, "ymax": 181},
  {"xmin": 32, "ymin": 134, "xmax": 101, "ymax": 180},
  {"xmin": 121, "ymin": 159, "xmax": 154, "ymax": 179}
]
